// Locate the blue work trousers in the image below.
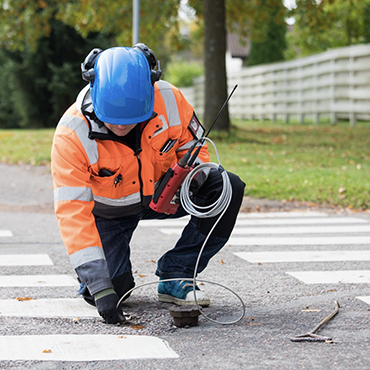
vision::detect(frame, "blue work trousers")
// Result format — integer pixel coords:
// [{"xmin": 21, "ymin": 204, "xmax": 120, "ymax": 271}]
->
[{"xmin": 95, "ymin": 170, "xmax": 245, "ymax": 286}]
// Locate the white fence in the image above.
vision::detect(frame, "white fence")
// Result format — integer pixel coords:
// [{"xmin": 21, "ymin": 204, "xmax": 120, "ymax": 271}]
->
[{"xmin": 182, "ymin": 43, "xmax": 370, "ymax": 126}]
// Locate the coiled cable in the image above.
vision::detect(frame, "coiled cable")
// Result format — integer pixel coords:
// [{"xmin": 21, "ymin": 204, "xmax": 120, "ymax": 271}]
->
[{"xmin": 117, "ymin": 137, "xmax": 246, "ymax": 325}]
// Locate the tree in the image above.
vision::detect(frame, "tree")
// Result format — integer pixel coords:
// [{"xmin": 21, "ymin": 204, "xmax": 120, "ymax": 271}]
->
[
  {"xmin": 287, "ymin": 0, "xmax": 370, "ymax": 58},
  {"xmin": 0, "ymin": 0, "xmax": 288, "ymax": 130},
  {"xmin": 0, "ymin": 17, "xmax": 113, "ymax": 128},
  {"xmin": 246, "ymin": 0, "xmax": 287, "ymax": 66},
  {"xmin": 203, "ymin": 0, "xmax": 229, "ymax": 131}
]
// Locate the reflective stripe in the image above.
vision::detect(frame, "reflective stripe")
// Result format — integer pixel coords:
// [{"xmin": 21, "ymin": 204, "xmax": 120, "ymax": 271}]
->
[
  {"xmin": 153, "ymin": 114, "xmax": 169, "ymax": 138},
  {"xmin": 58, "ymin": 115, "xmax": 99, "ymax": 165},
  {"xmin": 70, "ymin": 246, "xmax": 105, "ymax": 269},
  {"xmin": 157, "ymin": 81, "xmax": 181, "ymax": 127},
  {"xmin": 90, "ymin": 119, "xmax": 109, "ymax": 134},
  {"xmin": 93, "ymin": 192, "xmax": 141, "ymax": 207},
  {"xmin": 176, "ymin": 139, "xmax": 201, "ymax": 151},
  {"xmin": 54, "ymin": 186, "xmax": 93, "ymax": 203}
]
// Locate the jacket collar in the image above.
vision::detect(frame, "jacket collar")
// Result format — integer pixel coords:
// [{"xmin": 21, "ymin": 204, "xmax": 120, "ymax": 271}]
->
[{"xmin": 76, "ymin": 86, "xmax": 157, "ymax": 147}]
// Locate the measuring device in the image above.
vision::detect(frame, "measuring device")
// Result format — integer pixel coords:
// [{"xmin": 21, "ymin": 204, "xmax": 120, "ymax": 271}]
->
[{"xmin": 149, "ymin": 85, "xmax": 238, "ymax": 214}]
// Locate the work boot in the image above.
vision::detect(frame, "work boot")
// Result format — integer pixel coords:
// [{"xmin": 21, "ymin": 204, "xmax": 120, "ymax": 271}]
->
[{"xmin": 157, "ymin": 280, "xmax": 210, "ymax": 307}]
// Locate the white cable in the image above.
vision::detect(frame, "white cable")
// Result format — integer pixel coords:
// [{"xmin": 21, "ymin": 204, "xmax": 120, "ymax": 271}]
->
[{"xmin": 117, "ymin": 137, "xmax": 245, "ymax": 325}]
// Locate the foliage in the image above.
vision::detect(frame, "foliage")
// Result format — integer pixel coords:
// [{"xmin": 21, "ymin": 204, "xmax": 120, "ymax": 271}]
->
[
  {"xmin": 0, "ymin": 0, "xmax": 185, "ymax": 63},
  {"xmin": 0, "ymin": 0, "xmax": 187, "ymax": 128},
  {"xmin": 286, "ymin": 0, "xmax": 370, "ymax": 58},
  {"xmin": 0, "ymin": 19, "xmax": 113, "ymax": 128},
  {"xmin": 165, "ymin": 60, "xmax": 203, "ymax": 87},
  {"xmin": 246, "ymin": 0, "xmax": 287, "ymax": 66},
  {"xmin": 2, "ymin": 120, "xmax": 369, "ymax": 210}
]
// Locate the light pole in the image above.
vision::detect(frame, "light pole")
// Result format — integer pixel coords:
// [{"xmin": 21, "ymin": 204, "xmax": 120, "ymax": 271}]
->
[{"xmin": 133, "ymin": 0, "xmax": 140, "ymax": 45}]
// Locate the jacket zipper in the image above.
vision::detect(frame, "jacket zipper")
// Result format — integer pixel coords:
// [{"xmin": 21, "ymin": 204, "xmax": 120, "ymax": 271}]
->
[{"xmin": 135, "ymin": 148, "xmax": 144, "ymax": 206}]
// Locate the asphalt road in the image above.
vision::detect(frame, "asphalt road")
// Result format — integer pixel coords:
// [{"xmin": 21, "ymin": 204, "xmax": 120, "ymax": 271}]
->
[{"xmin": 0, "ymin": 164, "xmax": 369, "ymax": 369}]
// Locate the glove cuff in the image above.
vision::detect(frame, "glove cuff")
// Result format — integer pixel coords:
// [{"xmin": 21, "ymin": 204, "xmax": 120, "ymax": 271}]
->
[{"xmin": 94, "ymin": 288, "xmax": 116, "ymax": 301}]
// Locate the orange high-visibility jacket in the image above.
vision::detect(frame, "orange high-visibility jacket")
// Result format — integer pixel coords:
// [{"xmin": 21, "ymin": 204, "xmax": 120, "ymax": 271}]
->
[{"xmin": 51, "ymin": 80, "xmax": 210, "ymax": 294}]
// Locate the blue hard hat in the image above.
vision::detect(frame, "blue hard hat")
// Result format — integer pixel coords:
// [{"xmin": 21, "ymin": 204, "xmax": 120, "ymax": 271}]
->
[{"xmin": 90, "ymin": 47, "xmax": 154, "ymax": 125}]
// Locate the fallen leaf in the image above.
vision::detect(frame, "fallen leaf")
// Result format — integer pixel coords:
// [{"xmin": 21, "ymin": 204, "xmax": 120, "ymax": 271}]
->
[
  {"xmin": 220, "ymin": 259, "xmax": 225, "ymax": 264},
  {"xmin": 43, "ymin": 349, "xmax": 52, "ymax": 353},
  {"xmin": 245, "ymin": 322, "xmax": 263, "ymax": 326},
  {"xmin": 118, "ymin": 335, "xmax": 127, "ymax": 339},
  {"xmin": 130, "ymin": 324, "xmax": 145, "ymax": 330},
  {"xmin": 16, "ymin": 297, "xmax": 33, "ymax": 301},
  {"xmin": 338, "ymin": 187, "xmax": 346, "ymax": 194},
  {"xmin": 137, "ymin": 274, "xmax": 146, "ymax": 278}
]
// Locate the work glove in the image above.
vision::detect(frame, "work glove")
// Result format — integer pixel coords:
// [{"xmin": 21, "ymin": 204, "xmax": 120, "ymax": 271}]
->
[{"xmin": 94, "ymin": 288, "xmax": 126, "ymax": 324}]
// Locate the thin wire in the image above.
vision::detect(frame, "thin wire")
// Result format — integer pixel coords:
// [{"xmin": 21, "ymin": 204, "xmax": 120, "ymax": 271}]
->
[
  {"xmin": 117, "ymin": 278, "xmax": 246, "ymax": 325},
  {"xmin": 117, "ymin": 137, "xmax": 246, "ymax": 325}
]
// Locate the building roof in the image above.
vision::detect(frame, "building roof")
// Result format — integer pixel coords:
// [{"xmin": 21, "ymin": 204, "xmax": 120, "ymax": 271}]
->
[{"xmin": 227, "ymin": 33, "xmax": 249, "ymax": 59}]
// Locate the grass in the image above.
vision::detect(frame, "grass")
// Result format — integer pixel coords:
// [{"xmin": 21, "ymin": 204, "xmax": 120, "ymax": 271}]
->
[
  {"xmin": 0, "ymin": 129, "xmax": 54, "ymax": 166},
  {"xmin": 209, "ymin": 120, "xmax": 370, "ymax": 210},
  {"xmin": 1, "ymin": 120, "xmax": 369, "ymax": 209}
]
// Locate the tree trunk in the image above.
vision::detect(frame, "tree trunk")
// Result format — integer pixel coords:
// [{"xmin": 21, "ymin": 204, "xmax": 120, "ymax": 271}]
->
[{"xmin": 204, "ymin": 0, "xmax": 229, "ymax": 132}]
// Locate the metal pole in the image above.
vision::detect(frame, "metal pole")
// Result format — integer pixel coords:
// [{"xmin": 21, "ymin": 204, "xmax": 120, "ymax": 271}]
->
[{"xmin": 133, "ymin": 0, "xmax": 140, "ymax": 45}]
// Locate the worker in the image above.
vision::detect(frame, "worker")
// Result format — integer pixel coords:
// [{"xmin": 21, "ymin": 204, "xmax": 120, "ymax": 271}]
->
[{"xmin": 51, "ymin": 44, "xmax": 245, "ymax": 324}]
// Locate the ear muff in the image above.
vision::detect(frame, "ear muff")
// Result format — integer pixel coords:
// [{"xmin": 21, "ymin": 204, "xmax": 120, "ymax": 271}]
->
[
  {"xmin": 133, "ymin": 43, "xmax": 162, "ymax": 85},
  {"xmin": 81, "ymin": 48, "xmax": 103, "ymax": 82}
]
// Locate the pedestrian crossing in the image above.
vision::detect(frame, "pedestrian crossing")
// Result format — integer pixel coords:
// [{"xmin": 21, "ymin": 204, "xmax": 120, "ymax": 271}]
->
[
  {"xmin": 140, "ymin": 210, "xmax": 370, "ymax": 304},
  {"xmin": 0, "ymin": 243, "xmax": 178, "ymax": 361},
  {"xmin": 1, "ymin": 210, "xmax": 370, "ymax": 363}
]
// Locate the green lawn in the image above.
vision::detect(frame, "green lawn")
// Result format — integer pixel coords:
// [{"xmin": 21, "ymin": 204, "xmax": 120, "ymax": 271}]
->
[
  {"xmin": 0, "ymin": 129, "xmax": 54, "ymax": 166},
  {"xmin": 1, "ymin": 120, "xmax": 369, "ymax": 209}
]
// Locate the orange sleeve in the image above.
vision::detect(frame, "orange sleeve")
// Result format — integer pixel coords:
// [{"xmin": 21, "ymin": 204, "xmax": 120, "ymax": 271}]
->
[{"xmin": 51, "ymin": 127, "xmax": 103, "ymax": 256}]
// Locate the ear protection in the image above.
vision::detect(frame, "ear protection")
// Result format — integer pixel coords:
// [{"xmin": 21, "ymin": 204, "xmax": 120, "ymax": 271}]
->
[
  {"xmin": 80, "ymin": 44, "xmax": 161, "ymax": 85},
  {"xmin": 133, "ymin": 43, "xmax": 162, "ymax": 84},
  {"xmin": 81, "ymin": 48, "xmax": 103, "ymax": 82}
]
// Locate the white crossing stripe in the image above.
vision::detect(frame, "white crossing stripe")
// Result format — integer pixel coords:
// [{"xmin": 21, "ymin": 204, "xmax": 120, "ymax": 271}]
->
[
  {"xmin": 230, "ymin": 225, "xmax": 370, "ymax": 234},
  {"xmin": 0, "ymin": 275, "xmax": 78, "ymax": 287},
  {"xmin": 286, "ymin": 270, "xmax": 370, "ymax": 284},
  {"xmin": 0, "ymin": 298, "xmax": 99, "ymax": 318},
  {"xmin": 142, "ymin": 216, "xmax": 368, "ymax": 229},
  {"xmin": 0, "ymin": 254, "xmax": 53, "ymax": 266},
  {"xmin": 357, "ymin": 296, "xmax": 370, "ymax": 305},
  {"xmin": 138, "ymin": 211, "xmax": 331, "ymax": 228},
  {"xmin": 160, "ymin": 225, "xmax": 370, "ymax": 236},
  {"xmin": 235, "ymin": 250, "xmax": 370, "ymax": 263},
  {"xmin": 0, "ymin": 230, "xmax": 13, "ymax": 237},
  {"xmin": 227, "ymin": 236, "xmax": 370, "ymax": 246},
  {"xmin": 0, "ymin": 334, "xmax": 179, "ymax": 361},
  {"xmin": 237, "ymin": 211, "xmax": 328, "ymax": 218},
  {"xmin": 235, "ymin": 217, "xmax": 368, "ymax": 226}
]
